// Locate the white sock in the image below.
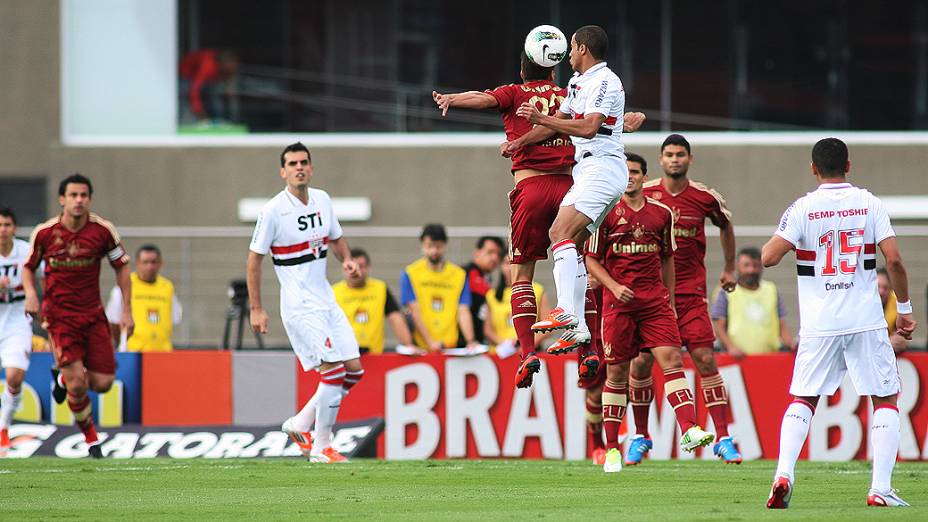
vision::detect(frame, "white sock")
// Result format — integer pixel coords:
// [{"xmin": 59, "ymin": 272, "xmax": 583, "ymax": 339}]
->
[
  {"xmin": 313, "ymin": 382, "xmax": 345, "ymax": 450},
  {"xmin": 0, "ymin": 386, "xmax": 21, "ymax": 429},
  {"xmin": 774, "ymin": 400, "xmax": 815, "ymax": 479},
  {"xmin": 573, "ymin": 255, "xmax": 590, "ymax": 333},
  {"xmin": 551, "ymin": 240, "xmax": 579, "ymax": 315},
  {"xmin": 870, "ymin": 405, "xmax": 901, "ymax": 492},
  {"xmin": 291, "ymin": 391, "xmax": 319, "ymax": 432}
]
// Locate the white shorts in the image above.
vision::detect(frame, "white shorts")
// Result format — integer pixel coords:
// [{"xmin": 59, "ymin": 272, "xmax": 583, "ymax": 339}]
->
[
  {"xmin": 282, "ymin": 306, "xmax": 360, "ymax": 372},
  {"xmin": 0, "ymin": 322, "xmax": 32, "ymax": 371},
  {"xmin": 561, "ymin": 154, "xmax": 628, "ymax": 234},
  {"xmin": 789, "ymin": 328, "xmax": 900, "ymax": 397}
]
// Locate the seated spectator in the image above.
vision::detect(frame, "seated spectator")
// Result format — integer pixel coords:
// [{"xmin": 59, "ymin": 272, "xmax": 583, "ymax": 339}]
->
[
  {"xmin": 484, "ymin": 256, "xmax": 550, "ymax": 357},
  {"xmin": 464, "ymin": 236, "xmax": 505, "ymax": 344},
  {"xmin": 877, "ymin": 267, "xmax": 908, "ymax": 353},
  {"xmin": 333, "ymin": 248, "xmax": 413, "ymax": 354},
  {"xmin": 179, "ymin": 49, "xmax": 239, "ymax": 121},
  {"xmin": 400, "ymin": 224, "xmax": 478, "ymax": 351},
  {"xmin": 711, "ymin": 247, "xmax": 795, "ymax": 358},
  {"xmin": 106, "ymin": 244, "xmax": 182, "ymax": 352}
]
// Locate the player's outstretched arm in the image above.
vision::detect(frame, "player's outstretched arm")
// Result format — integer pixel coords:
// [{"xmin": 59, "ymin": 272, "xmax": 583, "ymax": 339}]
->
[
  {"xmin": 516, "ymin": 102, "xmax": 604, "ymax": 139},
  {"xmin": 761, "ymin": 236, "xmax": 794, "ymax": 268},
  {"xmin": 246, "ymin": 251, "xmax": 269, "ymax": 334},
  {"xmin": 878, "ymin": 237, "xmax": 917, "ymax": 339},
  {"xmin": 432, "ymin": 90, "xmax": 498, "ymax": 116},
  {"xmin": 114, "ymin": 263, "xmax": 134, "ymax": 338},
  {"xmin": 503, "ymin": 124, "xmax": 559, "ymax": 157}
]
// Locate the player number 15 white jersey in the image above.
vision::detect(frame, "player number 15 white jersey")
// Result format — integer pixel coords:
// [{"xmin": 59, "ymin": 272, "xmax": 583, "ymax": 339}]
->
[{"xmin": 775, "ymin": 183, "xmax": 894, "ymax": 338}]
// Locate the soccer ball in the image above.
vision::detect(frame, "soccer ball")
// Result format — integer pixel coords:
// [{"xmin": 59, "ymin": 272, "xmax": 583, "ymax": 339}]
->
[{"xmin": 524, "ymin": 25, "xmax": 568, "ymax": 68}]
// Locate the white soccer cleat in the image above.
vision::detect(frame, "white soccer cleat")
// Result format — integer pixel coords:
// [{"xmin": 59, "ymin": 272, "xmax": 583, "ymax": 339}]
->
[
  {"xmin": 603, "ymin": 448, "xmax": 623, "ymax": 473},
  {"xmin": 867, "ymin": 488, "xmax": 910, "ymax": 507},
  {"xmin": 680, "ymin": 425, "xmax": 715, "ymax": 452},
  {"xmin": 281, "ymin": 417, "xmax": 313, "ymax": 458}
]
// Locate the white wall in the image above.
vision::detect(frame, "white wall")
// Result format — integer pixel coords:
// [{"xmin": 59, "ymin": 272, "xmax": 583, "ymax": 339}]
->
[{"xmin": 62, "ymin": 0, "xmax": 177, "ymax": 137}]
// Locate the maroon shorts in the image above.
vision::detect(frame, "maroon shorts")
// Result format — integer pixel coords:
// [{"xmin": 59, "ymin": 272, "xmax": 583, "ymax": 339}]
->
[
  {"xmin": 46, "ymin": 312, "xmax": 116, "ymax": 374},
  {"xmin": 602, "ymin": 302, "xmax": 682, "ymax": 364},
  {"xmin": 508, "ymin": 174, "xmax": 573, "ymax": 264},
  {"xmin": 675, "ymin": 294, "xmax": 716, "ymax": 349}
]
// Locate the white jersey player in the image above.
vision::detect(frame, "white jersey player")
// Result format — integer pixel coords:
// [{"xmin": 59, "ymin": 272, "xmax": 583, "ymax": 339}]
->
[
  {"xmin": 0, "ymin": 209, "xmax": 33, "ymax": 455},
  {"xmin": 762, "ymin": 138, "xmax": 916, "ymax": 509},
  {"xmin": 514, "ymin": 24, "xmax": 638, "ymax": 356},
  {"xmin": 246, "ymin": 142, "xmax": 363, "ymax": 464}
]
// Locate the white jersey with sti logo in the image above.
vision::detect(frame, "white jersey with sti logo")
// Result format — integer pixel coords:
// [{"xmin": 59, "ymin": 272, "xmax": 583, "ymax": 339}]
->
[
  {"xmin": 775, "ymin": 182, "xmax": 894, "ymax": 338},
  {"xmin": 250, "ymin": 188, "xmax": 343, "ymax": 313},
  {"xmin": 558, "ymin": 61, "xmax": 625, "ymax": 160},
  {"xmin": 0, "ymin": 238, "xmax": 31, "ymax": 334}
]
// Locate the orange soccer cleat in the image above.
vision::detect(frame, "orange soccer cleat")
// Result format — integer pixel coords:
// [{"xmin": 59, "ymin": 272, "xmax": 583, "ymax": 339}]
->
[
  {"xmin": 592, "ymin": 447, "xmax": 607, "ymax": 466},
  {"xmin": 547, "ymin": 329, "xmax": 591, "ymax": 355},
  {"xmin": 0, "ymin": 428, "xmax": 10, "ymax": 455},
  {"xmin": 531, "ymin": 307, "xmax": 579, "ymax": 333},
  {"xmin": 281, "ymin": 418, "xmax": 313, "ymax": 458},
  {"xmin": 310, "ymin": 446, "xmax": 349, "ymax": 463},
  {"xmin": 514, "ymin": 353, "xmax": 541, "ymax": 389}
]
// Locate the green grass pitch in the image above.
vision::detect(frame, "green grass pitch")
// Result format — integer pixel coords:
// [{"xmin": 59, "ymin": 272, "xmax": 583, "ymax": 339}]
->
[{"xmin": 1, "ymin": 459, "xmax": 925, "ymax": 520}]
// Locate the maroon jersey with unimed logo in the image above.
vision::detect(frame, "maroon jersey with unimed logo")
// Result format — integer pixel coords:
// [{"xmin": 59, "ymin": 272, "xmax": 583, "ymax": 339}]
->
[
  {"xmin": 642, "ymin": 179, "xmax": 731, "ymax": 297},
  {"xmin": 587, "ymin": 197, "xmax": 676, "ymax": 312},
  {"xmin": 485, "ymin": 80, "xmax": 575, "ymax": 173},
  {"xmin": 25, "ymin": 214, "xmax": 129, "ymax": 316}
]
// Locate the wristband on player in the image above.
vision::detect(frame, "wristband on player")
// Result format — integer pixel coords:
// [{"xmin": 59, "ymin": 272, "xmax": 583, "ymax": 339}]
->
[{"xmin": 896, "ymin": 300, "xmax": 913, "ymax": 315}]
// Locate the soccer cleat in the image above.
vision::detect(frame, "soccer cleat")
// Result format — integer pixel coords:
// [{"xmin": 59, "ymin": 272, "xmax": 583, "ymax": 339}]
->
[
  {"xmin": 592, "ymin": 447, "xmax": 607, "ymax": 466},
  {"xmin": 0, "ymin": 428, "xmax": 10, "ymax": 456},
  {"xmin": 531, "ymin": 307, "xmax": 579, "ymax": 333},
  {"xmin": 547, "ymin": 329, "xmax": 591, "ymax": 355},
  {"xmin": 514, "ymin": 353, "xmax": 541, "ymax": 389},
  {"xmin": 281, "ymin": 417, "xmax": 313, "ymax": 458},
  {"xmin": 624, "ymin": 434, "xmax": 653, "ymax": 465},
  {"xmin": 867, "ymin": 489, "xmax": 910, "ymax": 507},
  {"xmin": 603, "ymin": 448, "xmax": 622, "ymax": 473},
  {"xmin": 87, "ymin": 443, "xmax": 104, "ymax": 459},
  {"xmin": 680, "ymin": 425, "xmax": 715, "ymax": 453},
  {"xmin": 713, "ymin": 436, "xmax": 743, "ymax": 464},
  {"xmin": 766, "ymin": 473, "xmax": 793, "ymax": 509},
  {"xmin": 577, "ymin": 349, "xmax": 600, "ymax": 381},
  {"xmin": 51, "ymin": 368, "xmax": 67, "ymax": 404},
  {"xmin": 309, "ymin": 447, "xmax": 348, "ymax": 464}
]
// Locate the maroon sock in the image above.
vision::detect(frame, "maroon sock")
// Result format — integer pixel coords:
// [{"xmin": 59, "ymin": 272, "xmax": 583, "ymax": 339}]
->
[
  {"xmin": 67, "ymin": 392, "xmax": 98, "ymax": 444},
  {"xmin": 663, "ymin": 369, "xmax": 697, "ymax": 432},
  {"xmin": 701, "ymin": 372, "xmax": 730, "ymax": 438},
  {"xmin": 629, "ymin": 376, "xmax": 654, "ymax": 438},
  {"xmin": 511, "ymin": 281, "xmax": 538, "ymax": 357},
  {"xmin": 602, "ymin": 380, "xmax": 628, "ymax": 450}
]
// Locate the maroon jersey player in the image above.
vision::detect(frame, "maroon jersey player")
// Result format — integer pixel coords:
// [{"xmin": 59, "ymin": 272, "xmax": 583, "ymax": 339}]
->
[
  {"xmin": 432, "ymin": 52, "xmax": 645, "ymax": 390},
  {"xmin": 23, "ymin": 174, "xmax": 132, "ymax": 459},
  {"xmin": 631, "ymin": 134, "xmax": 742, "ymax": 464},
  {"xmin": 585, "ymin": 152, "xmax": 714, "ymax": 472}
]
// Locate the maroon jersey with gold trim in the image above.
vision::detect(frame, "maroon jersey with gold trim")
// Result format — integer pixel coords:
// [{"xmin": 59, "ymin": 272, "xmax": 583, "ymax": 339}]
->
[
  {"xmin": 587, "ymin": 197, "xmax": 676, "ymax": 312},
  {"xmin": 485, "ymin": 80, "xmax": 575, "ymax": 173},
  {"xmin": 642, "ymin": 179, "xmax": 731, "ymax": 297},
  {"xmin": 25, "ymin": 214, "xmax": 129, "ymax": 316}
]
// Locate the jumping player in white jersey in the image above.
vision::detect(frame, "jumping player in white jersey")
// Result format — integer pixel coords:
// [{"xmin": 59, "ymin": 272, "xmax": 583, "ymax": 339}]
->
[
  {"xmin": 0, "ymin": 207, "xmax": 33, "ymax": 455},
  {"xmin": 247, "ymin": 142, "xmax": 363, "ymax": 464},
  {"xmin": 761, "ymin": 138, "xmax": 917, "ymax": 509},
  {"xmin": 515, "ymin": 25, "xmax": 630, "ymax": 354}
]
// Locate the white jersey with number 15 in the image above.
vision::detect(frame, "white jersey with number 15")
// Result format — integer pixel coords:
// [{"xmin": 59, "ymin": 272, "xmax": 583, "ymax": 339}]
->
[{"xmin": 775, "ymin": 182, "xmax": 894, "ymax": 338}]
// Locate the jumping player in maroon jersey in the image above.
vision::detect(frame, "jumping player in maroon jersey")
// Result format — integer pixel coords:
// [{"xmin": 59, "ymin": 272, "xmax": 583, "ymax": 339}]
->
[
  {"xmin": 586, "ymin": 152, "xmax": 714, "ymax": 472},
  {"xmin": 432, "ymin": 52, "xmax": 644, "ymax": 390},
  {"xmin": 23, "ymin": 174, "xmax": 132, "ymax": 458},
  {"xmin": 626, "ymin": 134, "xmax": 742, "ymax": 465}
]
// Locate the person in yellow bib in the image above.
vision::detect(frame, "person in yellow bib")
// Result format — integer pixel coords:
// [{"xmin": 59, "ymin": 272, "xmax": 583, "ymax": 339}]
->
[
  {"xmin": 106, "ymin": 244, "xmax": 182, "ymax": 352},
  {"xmin": 400, "ymin": 224, "xmax": 479, "ymax": 351},
  {"xmin": 484, "ymin": 255, "xmax": 550, "ymax": 357},
  {"xmin": 711, "ymin": 247, "xmax": 795, "ymax": 358},
  {"xmin": 333, "ymin": 248, "xmax": 413, "ymax": 354}
]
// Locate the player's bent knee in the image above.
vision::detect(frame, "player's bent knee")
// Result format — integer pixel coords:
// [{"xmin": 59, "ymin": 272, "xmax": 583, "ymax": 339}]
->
[
  {"xmin": 89, "ymin": 374, "xmax": 115, "ymax": 393},
  {"xmin": 871, "ymin": 394, "xmax": 898, "ymax": 407}
]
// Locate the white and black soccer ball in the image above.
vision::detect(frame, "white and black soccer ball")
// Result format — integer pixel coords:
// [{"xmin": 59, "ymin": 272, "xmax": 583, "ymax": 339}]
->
[{"xmin": 524, "ymin": 25, "xmax": 568, "ymax": 68}]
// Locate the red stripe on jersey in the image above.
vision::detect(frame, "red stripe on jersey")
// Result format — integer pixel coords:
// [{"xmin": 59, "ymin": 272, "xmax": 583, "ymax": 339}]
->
[
  {"xmin": 573, "ymin": 113, "xmax": 584, "ymax": 119},
  {"xmin": 795, "ymin": 249, "xmax": 816, "ymax": 261},
  {"xmin": 572, "ymin": 113, "xmax": 618, "ymax": 125},
  {"xmin": 864, "ymin": 243, "xmax": 876, "ymax": 254},
  {"xmin": 270, "ymin": 237, "xmax": 328, "ymax": 255}
]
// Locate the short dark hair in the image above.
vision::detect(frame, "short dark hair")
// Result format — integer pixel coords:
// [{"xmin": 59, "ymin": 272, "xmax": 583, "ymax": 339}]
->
[
  {"xmin": 420, "ymin": 223, "xmax": 448, "ymax": 243},
  {"xmin": 0, "ymin": 207, "xmax": 16, "ymax": 225},
  {"xmin": 136, "ymin": 244, "xmax": 162, "ymax": 258},
  {"xmin": 520, "ymin": 51, "xmax": 553, "ymax": 82},
  {"xmin": 812, "ymin": 138, "xmax": 848, "ymax": 177},
  {"xmin": 626, "ymin": 152, "xmax": 647, "ymax": 175},
  {"xmin": 661, "ymin": 134, "xmax": 691, "ymax": 155},
  {"xmin": 476, "ymin": 236, "xmax": 505, "ymax": 251},
  {"xmin": 350, "ymin": 247, "xmax": 370, "ymax": 264},
  {"xmin": 280, "ymin": 142, "xmax": 312, "ymax": 167},
  {"xmin": 58, "ymin": 173, "xmax": 93, "ymax": 196},
  {"xmin": 738, "ymin": 247, "xmax": 761, "ymax": 260},
  {"xmin": 877, "ymin": 267, "xmax": 889, "ymax": 277},
  {"xmin": 573, "ymin": 25, "xmax": 608, "ymax": 60}
]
